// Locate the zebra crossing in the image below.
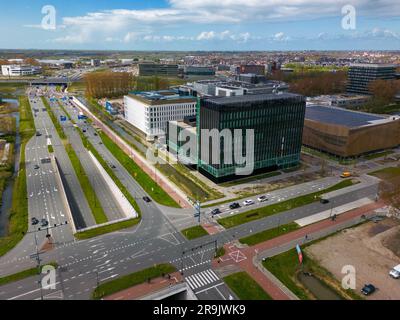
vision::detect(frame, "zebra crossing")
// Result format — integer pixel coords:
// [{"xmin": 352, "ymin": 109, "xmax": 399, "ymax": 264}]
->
[{"xmin": 185, "ymin": 269, "xmax": 220, "ymax": 291}]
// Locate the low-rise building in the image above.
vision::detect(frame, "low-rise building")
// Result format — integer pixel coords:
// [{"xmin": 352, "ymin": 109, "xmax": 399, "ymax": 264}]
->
[{"xmin": 1, "ymin": 64, "xmax": 41, "ymax": 76}]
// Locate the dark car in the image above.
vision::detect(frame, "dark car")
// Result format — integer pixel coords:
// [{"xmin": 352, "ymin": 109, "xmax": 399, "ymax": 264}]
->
[
  {"xmin": 36, "ymin": 131, "xmax": 42, "ymax": 137},
  {"xmin": 110, "ymin": 164, "xmax": 116, "ymax": 169},
  {"xmin": 211, "ymin": 208, "xmax": 221, "ymax": 216},
  {"xmin": 31, "ymin": 217, "xmax": 39, "ymax": 225},
  {"xmin": 82, "ymin": 129, "xmax": 87, "ymax": 133},
  {"xmin": 41, "ymin": 219, "xmax": 49, "ymax": 227},
  {"xmin": 361, "ymin": 284, "xmax": 376, "ymax": 296},
  {"xmin": 320, "ymin": 198, "xmax": 330, "ymax": 204},
  {"xmin": 34, "ymin": 164, "xmax": 40, "ymax": 170},
  {"xmin": 229, "ymin": 202, "xmax": 240, "ymax": 210},
  {"xmin": 143, "ymin": 196, "xmax": 152, "ymax": 203}
]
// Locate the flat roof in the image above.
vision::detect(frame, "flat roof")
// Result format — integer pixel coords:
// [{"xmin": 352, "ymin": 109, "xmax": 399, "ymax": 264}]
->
[
  {"xmin": 350, "ymin": 63, "xmax": 396, "ymax": 68},
  {"xmin": 128, "ymin": 90, "xmax": 196, "ymax": 105},
  {"xmin": 305, "ymin": 105, "xmax": 393, "ymax": 128},
  {"xmin": 205, "ymin": 92, "xmax": 303, "ymax": 105}
]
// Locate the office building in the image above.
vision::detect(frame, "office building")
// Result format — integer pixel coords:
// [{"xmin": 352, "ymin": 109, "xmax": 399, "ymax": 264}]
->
[
  {"xmin": 347, "ymin": 63, "xmax": 396, "ymax": 95},
  {"xmin": 138, "ymin": 63, "xmax": 179, "ymax": 77},
  {"xmin": 91, "ymin": 59, "xmax": 101, "ymax": 67},
  {"xmin": 1, "ymin": 65, "xmax": 42, "ymax": 77},
  {"xmin": 303, "ymin": 105, "xmax": 400, "ymax": 158},
  {"xmin": 124, "ymin": 90, "xmax": 197, "ymax": 141},
  {"xmin": 238, "ymin": 65, "xmax": 265, "ymax": 75},
  {"xmin": 183, "ymin": 65, "xmax": 215, "ymax": 76},
  {"xmin": 197, "ymin": 93, "xmax": 306, "ymax": 182}
]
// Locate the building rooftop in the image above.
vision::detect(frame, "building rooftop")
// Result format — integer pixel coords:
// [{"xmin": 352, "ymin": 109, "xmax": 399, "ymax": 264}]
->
[
  {"xmin": 204, "ymin": 92, "xmax": 303, "ymax": 105},
  {"xmin": 128, "ymin": 90, "xmax": 197, "ymax": 105},
  {"xmin": 305, "ymin": 105, "xmax": 397, "ymax": 128},
  {"xmin": 349, "ymin": 63, "xmax": 397, "ymax": 68}
]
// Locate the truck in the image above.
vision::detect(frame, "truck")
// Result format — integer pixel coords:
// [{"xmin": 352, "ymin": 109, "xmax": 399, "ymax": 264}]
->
[
  {"xmin": 340, "ymin": 171, "xmax": 352, "ymax": 178},
  {"xmin": 389, "ymin": 264, "xmax": 400, "ymax": 279}
]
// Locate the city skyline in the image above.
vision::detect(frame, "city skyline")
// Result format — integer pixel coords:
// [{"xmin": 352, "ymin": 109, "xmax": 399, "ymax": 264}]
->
[{"xmin": 1, "ymin": 0, "xmax": 400, "ymax": 51}]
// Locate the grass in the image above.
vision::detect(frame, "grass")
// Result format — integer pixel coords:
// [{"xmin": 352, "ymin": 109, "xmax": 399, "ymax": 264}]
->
[
  {"xmin": 220, "ymin": 171, "xmax": 281, "ymax": 187},
  {"xmin": 0, "ymin": 263, "xmax": 58, "ymax": 287},
  {"xmin": 0, "ymin": 96, "xmax": 35, "ymax": 257},
  {"xmin": 64, "ymin": 143, "xmax": 108, "ymax": 224},
  {"xmin": 181, "ymin": 225, "xmax": 209, "ymax": 240},
  {"xmin": 363, "ymin": 150, "xmax": 394, "ymax": 160},
  {"xmin": 75, "ymin": 218, "xmax": 140, "ymax": 240},
  {"xmin": 239, "ymin": 222, "xmax": 300, "ymax": 246},
  {"xmin": 215, "ymin": 247, "xmax": 226, "ymax": 258},
  {"xmin": 98, "ymin": 131, "xmax": 180, "ymax": 207},
  {"xmin": 223, "ymin": 272, "xmax": 272, "ymax": 300},
  {"xmin": 43, "ymin": 97, "xmax": 108, "ymax": 224},
  {"xmin": 92, "ymin": 263, "xmax": 176, "ymax": 299},
  {"xmin": 218, "ymin": 180, "xmax": 355, "ymax": 229},
  {"xmin": 47, "ymin": 145, "xmax": 54, "ymax": 153},
  {"xmin": 370, "ymin": 167, "xmax": 400, "ymax": 179}
]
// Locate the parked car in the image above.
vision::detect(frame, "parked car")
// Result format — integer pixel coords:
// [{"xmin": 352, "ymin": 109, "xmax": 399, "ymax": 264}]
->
[
  {"xmin": 243, "ymin": 199, "xmax": 255, "ymax": 206},
  {"xmin": 361, "ymin": 284, "xmax": 376, "ymax": 296},
  {"xmin": 31, "ymin": 217, "xmax": 39, "ymax": 225},
  {"xmin": 143, "ymin": 196, "xmax": 151, "ymax": 203},
  {"xmin": 34, "ymin": 164, "xmax": 40, "ymax": 170},
  {"xmin": 211, "ymin": 208, "xmax": 221, "ymax": 215},
  {"xmin": 257, "ymin": 195, "xmax": 268, "ymax": 202},
  {"xmin": 389, "ymin": 265, "xmax": 400, "ymax": 279},
  {"xmin": 40, "ymin": 219, "xmax": 49, "ymax": 227},
  {"xmin": 229, "ymin": 202, "xmax": 240, "ymax": 210},
  {"xmin": 320, "ymin": 198, "xmax": 330, "ymax": 204}
]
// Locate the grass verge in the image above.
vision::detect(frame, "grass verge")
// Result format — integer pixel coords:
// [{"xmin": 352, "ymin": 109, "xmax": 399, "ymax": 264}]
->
[
  {"xmin": 0, "ymin": 262, "xmax": 58, "ymax": 287},
  {"xmin": 75, "ymin": 219, "xmax": 140, "ymax": 240},
  {"xmin": 239, "ymin": 222, "xmax": 300, "ymax": 246},
  {"xmin": 218, "ymin": 180, "xmax": 354, "ymax": 229},
  {"xmin": 0, "ymin": 96, "xmax": 35, "ymax": 258},
  {"xmin": 92, "ymin": 263, "xmax": 176, "ymax": 299},
  {"xmin": 370, "ymin": 167, "xmax": 400, "ymax": 179},
  {"xmin": 98, "ymin": 131, "xmax": 179, "ymax": 207},
  {"xmin": 181, "ymin": 225, "xmax": 209, "ymax": 240},
  {"xmin": 223, "ymin": 272, "xmax": 272, "ymax": 300}
]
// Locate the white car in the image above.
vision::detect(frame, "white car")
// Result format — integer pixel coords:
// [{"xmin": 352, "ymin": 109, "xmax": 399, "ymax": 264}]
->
[
  {"xmin": 243, "ymin": 199, "xmax": 255, "ymax": 206},
  {"xmin": 389, "ymin": 265, "xmax": 400, "ymax": 279},
  {"xmin": 257, "ymin": 195, "xmax": 268, "ymax": 202}
]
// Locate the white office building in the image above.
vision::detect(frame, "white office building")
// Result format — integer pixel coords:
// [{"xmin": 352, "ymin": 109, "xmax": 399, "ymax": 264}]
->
[
  {"xmin": 124, "ymin": 90, "xmax": 197, "ymax": 141},
  {"xmin": 1, "ymin": 65, "xmax": 42, "ymax": 77}
]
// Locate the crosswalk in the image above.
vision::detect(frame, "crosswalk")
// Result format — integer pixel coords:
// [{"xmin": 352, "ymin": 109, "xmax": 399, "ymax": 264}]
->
[{"xmin": 185, "ymin": 269, "xmax": 220, "ymax": 291}]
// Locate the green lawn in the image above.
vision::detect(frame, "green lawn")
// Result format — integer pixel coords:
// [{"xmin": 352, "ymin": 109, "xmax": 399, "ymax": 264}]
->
[
  {"xmin": 370, "ymin": 167, "xmax": 400, "ymax": 179},
  {"xmin": 75, "ymin": 219, "xmax": 140, "ymax": 240},
  {"xmin": 99, "ymin": 131, "xmax": 179, "ymax": 207},
  {"xmin": 47, "ymin": 145, "xmax": 54, "ymax": 153},
  {"xmin": 223, "ymin": 272, "xmax": 272, "ymax": 300},
  {"xmin": 92, "ymin": 264, "xmax": 176, "ymax": 299},
  {"xmin": 218, "ymin": 180, "xmax": 355, "ymax": 229},
  {"xmin": 220, "ymin": 171, "xmax": 281, "ymax": 187},
  {"xmin": 181, "ymin": 225, "xmax": 208, "ymax": 240},
  {"xmin": 239, "ymin": 222, "xmax": 300, "ymax": 246},
  {"xmin": 0, "ymin": 263, "xmax": 58, "ymax": 287},
  {"xmin": 215, "ymin": 247, "xmax": 226, "ymax": 258},
  {"xmin": 363, "ymin": 150, "xmax": 394, "ymax": 160},
  {"xmin": 0, "ymin": 96, "xmax": 35, "ymax": 257}
]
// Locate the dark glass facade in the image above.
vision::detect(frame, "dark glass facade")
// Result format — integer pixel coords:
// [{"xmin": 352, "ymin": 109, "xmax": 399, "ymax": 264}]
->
[
  {"xmin": 347, "ymin": 64, "xmax": 396, "ymax": 95},
  {"xmin": 198, "ymin": 93, "xmax": 306, "ymax": 181}
]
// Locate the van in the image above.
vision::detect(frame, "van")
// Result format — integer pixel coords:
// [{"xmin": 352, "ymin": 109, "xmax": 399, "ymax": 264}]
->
[
  {"xmin": 340, "ymin": 172, "xmax": 352, "ymax": 178},
  {"xmin": 389, "ymin": 264, "xmax": 400, "ymax": 279}
]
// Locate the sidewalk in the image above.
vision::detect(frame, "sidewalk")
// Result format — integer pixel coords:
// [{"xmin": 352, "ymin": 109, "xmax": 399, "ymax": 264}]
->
[
  {"xmin": 213, "ymin": 200, "xmax": 386, "ymax": 300},
  {"xmin": 103, "ymin": 272, "xmax": 183, "ymax": 300}
]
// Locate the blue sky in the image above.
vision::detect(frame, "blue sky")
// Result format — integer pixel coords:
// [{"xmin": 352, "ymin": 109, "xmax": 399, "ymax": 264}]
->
[{"xmin": 1, "ymin": 0, "xmax": 399, "ymax": 50}]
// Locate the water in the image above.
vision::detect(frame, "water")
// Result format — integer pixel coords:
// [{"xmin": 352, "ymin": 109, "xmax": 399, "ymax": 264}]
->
[
  {"xmin": 0, "ymin": 99, "xmax": 20, "ymax": 236},
  {"xmin": 298, "ymin": 272, "xmax": 342, "ymax": 300}
]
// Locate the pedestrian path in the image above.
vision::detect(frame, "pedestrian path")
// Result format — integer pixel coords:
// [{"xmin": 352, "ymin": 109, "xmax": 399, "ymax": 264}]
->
[{"xmin": 185, "ymin": 269, "xmax": 220, "ymax": 291}]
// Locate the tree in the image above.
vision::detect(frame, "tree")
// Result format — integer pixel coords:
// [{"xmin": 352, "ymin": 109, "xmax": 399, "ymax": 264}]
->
[
  {"xmin": 368, "ymin": 79, "xmax": 400, "ymax": 104},
  {"xmin": 23, "ymin": 58, "xmax": 40, "ymax": 66},
  {"xmin": 0, "ymin": 59, "xmax": 9, "ymax": 66}
]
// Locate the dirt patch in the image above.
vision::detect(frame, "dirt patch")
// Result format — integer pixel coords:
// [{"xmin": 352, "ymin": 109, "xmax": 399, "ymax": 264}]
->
[{"xmin": 306, "ymin": 218, "xmax": 400, "ymax": 300}]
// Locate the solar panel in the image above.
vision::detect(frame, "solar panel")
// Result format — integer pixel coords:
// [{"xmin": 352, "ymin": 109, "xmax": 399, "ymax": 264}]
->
[{"xmin": 305, "ymin": 105, "xmax": 385, "ymax": 128}]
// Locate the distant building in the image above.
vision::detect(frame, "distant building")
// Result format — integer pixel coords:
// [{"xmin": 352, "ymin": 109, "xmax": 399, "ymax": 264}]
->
[
  {"xmin": 38, "ymin": 59, "xmax": 74, "ymax": 69},
  {"xmin": 197, "ymin": 93, "xmax": 306, "ymax": 182},
  {"xmin": 238, "ymin": 65, "xmax": 265, "ymax": 76},
  {"xmin": 138, "ymin": 64, "xmax": 179, "ymax": 77},
  {"xmin": 91, "ymin": 59, "xmax": 101, "ymax": 67},
  {"xmin": 307, "ymin": 94, "xmax": 371, "ymax": 108},
  {"xmin": 124, "ymin": 90, "xmax": 197, "ymax": 141},
  {"xmin": 183, "ymin": 65, "xmax": 215, "ymax": 76},
  {"xmin": 1, "ymin": 65, "xmax": 41, "ymax": 77},
  {"xmin": 347, "ymin": 63, "xmax": 396, "ymax": 95},
  {"xmin": 303, "ymin": 105, "xmax": 400, "ymax": 158}
]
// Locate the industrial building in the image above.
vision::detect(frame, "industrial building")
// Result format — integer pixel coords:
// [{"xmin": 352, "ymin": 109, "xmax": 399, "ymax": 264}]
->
[
  {"xmin": 347, "ymin": 63, "xmax": 396, "ymax": 95},
  {"xmin": 237, "ymin": 65, "xmax": 266, "ymax": 75},
  {"xmin": 303, "ymin": 105, "xmax": 400, "ymax": 158},
  {"xmin": 124, "ymin": 90, "xmax": 197, "ymax": 141},
  {"xmin": 182, "ymin": 65, "xmax": 215, "ymax": 76},
  {"xmin": 197, "ymin": 93, "xmax": 306, "ymax": 182},
  {"xmin": 138, "ymin": 63, "xmax": 179, "ymax": 77},
  {"xmin": 1, "ymin": 64, "xmax": 41, "ymax": 76},
  {"xmin": 307, "ymin": 94, "xmax": 371, "ymax": 108}
]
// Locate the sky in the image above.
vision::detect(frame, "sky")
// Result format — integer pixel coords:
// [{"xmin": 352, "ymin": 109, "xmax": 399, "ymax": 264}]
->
[{"xmin": 0, "ymin": 0, "xmax": 399, "ymax": 51}]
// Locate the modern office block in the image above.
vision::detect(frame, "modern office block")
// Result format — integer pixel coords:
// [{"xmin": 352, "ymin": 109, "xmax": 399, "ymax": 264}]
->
[{"xmin": 138, "ymin": 63, "xmax": 179, "ymax": 77}]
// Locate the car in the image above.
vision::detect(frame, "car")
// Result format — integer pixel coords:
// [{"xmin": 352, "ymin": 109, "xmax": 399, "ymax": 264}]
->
[
  {"xmin": 211, "ymin": 208, "xmax": 221, "ymax": 215},
  {"xmin": 320, "ymin": 198, "xmax": 330, "ymax": 204},
  {"xmin": 257, "ymin": 195, "xmax": 268, "ymax": 202},
  {"xmin": 229, "ymin": 202, "xmax": 240, "ymax": 209},
  {"xmin": 34, "ymin": 164, "xmax": 40, "ymax": 170},
  {"xmin": 82, "ymin": 129, "xmax": 87, "ymax": 133},
  {"xmin": 143, "ymin": 196, "xmax": 151, "ymax": 203},
  {"xmin": 361, "ymin": 284, "xmax": 376, "ymax": 296},
  {"xmin": 94, "ymin": 132, "xmax": 98, "ymax": 136},
  {"xmin": 243, "ymin": 199, "xmax": 255, "ymax": 206},
  {"xmin": 36, "ymin": 131, "xmax": 42, "ymax": 137},
  {"xmin": 110, "ymin": 164, "xmax": 116, "ymax": 169},
  {"xmin": 40, "ymin": 219, "xmax": 49, "ymax": 227},
  {"xmin": 31, "ymin": 217, "xmax": 39, "ymax": 225}
]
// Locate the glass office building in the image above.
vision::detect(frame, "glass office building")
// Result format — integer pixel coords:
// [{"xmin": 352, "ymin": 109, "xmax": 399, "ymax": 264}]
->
[
  {"xmin": 197, "ymin": 93, "xmax": 306, "ymax": 182},
  {"xmin": 347, "ymin": 63, "xmax": 396, "ymax": 95}
]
